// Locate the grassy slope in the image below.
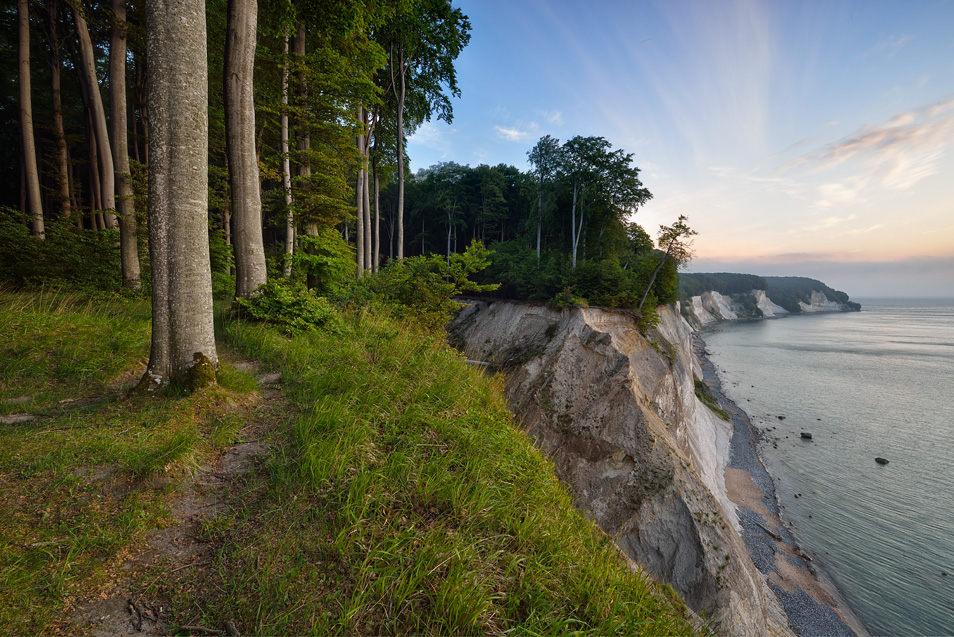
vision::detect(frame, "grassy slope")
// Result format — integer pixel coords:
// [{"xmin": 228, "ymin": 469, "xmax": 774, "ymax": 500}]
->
[{"xmin": 0, "ymin": 289, "xmax": 697, "ymax": 635}]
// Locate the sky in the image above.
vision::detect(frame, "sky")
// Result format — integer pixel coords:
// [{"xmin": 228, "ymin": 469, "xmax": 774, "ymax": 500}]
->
[{"xmin": 406, "ymin": 0, "xmax": 954, "ymax": 298}]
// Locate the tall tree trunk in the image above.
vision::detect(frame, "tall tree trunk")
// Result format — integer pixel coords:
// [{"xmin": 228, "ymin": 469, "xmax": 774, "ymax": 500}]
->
[
  {"xmin": 281, "ymin": 31, "xmax": 294, "ymax": 278},
  {"xmin": 136, "ymin": 60, "xmax": 149, "ymax": 164},
  {"xmin": 392, "ymin": 49, "xmax": 406, "ymax": 259},
  {"xmin": 355, "ymin": 167, "xmax": 365, "ymax": 274},
  {"xmin": 87, "ymin": 113, "xmax": 102, "ymax": 217},
  {"xmin": 536, "ymin": 172, "xmax": 543, "ymax": 265},
  {"xmin": 18, "ymin": 0, "xmax": 44, "ymax": 238},
  {"xmin": 110, "ymin": 0, "xmax": 142, "ymax": 290},
  {"xmin": 140, "ymin": 0, "xmax": 217, "ymax": 391},
  {"xmin": 570, "ymin": 181, "xmax": 579, "ymax": 269},
  {"xmin": 355, "ymin": 110, "xmax": 365, "ymax": 275},
  {"xmin": 225, "ymin": 0, "xmax": 267, "ymax": 298},
  {"xmin": 46, "ymin": 0, "xmax": 71, "ymax": 220},
  {"xmin": 362, "ymin": 122, "xmax": 372, "ymax": 272},
  {"xmin": 373, "ymin": 171, "xmax": 380, "ymax": 273},
  {"xmin": 68, "ymin": 148, "xmax": 81, "ymax": 226},
  {"xmin": 292, "ymin": 22, "xmax": 319, "ymax": 287},
  {"xmin": 72, "ymin": 2, "xmax": 117, "ymax": 228},
  {"xmin": 638, "ymin": 249, "xmax": 672, "ymax": 312}
]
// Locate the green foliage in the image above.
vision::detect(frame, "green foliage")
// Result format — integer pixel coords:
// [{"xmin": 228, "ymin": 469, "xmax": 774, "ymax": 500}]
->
[
  {"xmin": 764, "ymin": 276, "xmax": 861, "ymax": 313},
  {"xmin": 208, "ymin": 226, "xmax": 234, "ymax": 276},
  {"xmin": 694, "ymin": 377, "xmax": 730, "ymax": 421},
  {"xmin": 572, "ymin": 259, "xmax": 637, "ymax": 307},
  {"xmin": 679, "ymin": 272, "xmax": 768, "ymax": 300},
  {"xmin": 342, "ymin": 240, "xmax": 499, "ymax": 330},
  {"xmin": 549, "ymin": 287, "xmax": 588, "ymax": 308},
  {"xmin": 291, "ymin": 227, "xmax": 355, "ymax": 295},
  {"xmin": 0, "ymin": 208, "xmax": 122, "ymax": 291},
  {"xmin": 235, "ymin": 278, "xmax": 342, "ymax": 336}
]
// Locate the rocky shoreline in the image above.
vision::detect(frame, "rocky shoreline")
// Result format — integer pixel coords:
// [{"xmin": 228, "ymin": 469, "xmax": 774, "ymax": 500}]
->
[{"xmin": 692, "ymin": 332, "xmax": 867, "ymax": 636}]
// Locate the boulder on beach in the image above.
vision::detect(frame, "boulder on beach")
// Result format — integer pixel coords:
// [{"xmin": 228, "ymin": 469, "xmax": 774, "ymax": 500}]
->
[
  {"xmin": 800, "ymin": 432, "xmax": 813, "ymax": 439},
  {"xmin": 875, "ymin": 457, "xmax": 889, "ymax": 465}
]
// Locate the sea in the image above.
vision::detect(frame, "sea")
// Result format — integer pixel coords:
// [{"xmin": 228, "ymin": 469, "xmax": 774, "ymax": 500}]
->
[{"xmin": 701, "ymin": 298, "xmax": 954, "ymax": 637}]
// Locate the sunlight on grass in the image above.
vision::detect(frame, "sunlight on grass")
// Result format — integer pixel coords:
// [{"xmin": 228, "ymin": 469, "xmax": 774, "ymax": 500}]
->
[{"xmin": 215, "ymin": 309, "xmax": 697, "ymax": 635}]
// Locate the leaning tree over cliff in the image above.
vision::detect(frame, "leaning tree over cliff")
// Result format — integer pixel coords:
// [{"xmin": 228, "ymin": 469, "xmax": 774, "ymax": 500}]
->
[{"xmin": 638, "ymin": 215, "xmax": 697, "ymax": 311}]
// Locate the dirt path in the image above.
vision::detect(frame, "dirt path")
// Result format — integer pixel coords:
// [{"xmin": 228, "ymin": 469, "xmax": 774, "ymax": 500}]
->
[{"xmin": 72, "ymin": 361, "xmax": 285, "ymax": 636}]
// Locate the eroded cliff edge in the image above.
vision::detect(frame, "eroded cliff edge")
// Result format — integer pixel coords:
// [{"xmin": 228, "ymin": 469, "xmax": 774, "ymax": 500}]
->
[{"xmin": 450, "ymin": 301, "xmax": 792, "ymax": 636}]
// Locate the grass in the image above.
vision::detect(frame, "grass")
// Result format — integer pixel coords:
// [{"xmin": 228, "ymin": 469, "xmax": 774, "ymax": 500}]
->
[
  {"xmin": 695, "ymin": 377, "xmax": 730, "ymax": 422},
  {"xmin": 0, "ymin": 288, "xmax": 264, "ymax": 633},
  {"xmin": 0, "ymin": 287, "xmax": 698, "ymax": 635},
  {"xmin": 188, "ymin": 310, "xmax": 697, "ymax": 635}
]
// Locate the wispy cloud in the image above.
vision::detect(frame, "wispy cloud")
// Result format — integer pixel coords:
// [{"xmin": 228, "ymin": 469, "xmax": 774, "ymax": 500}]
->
[
  {"xmin": 494, "ymin": 125, "xmax": 530, "ymax": 142},
  {"xmin": 813, "ymin": 179, "xmax": 868, "ymax": 209},
  {"xmin": 789, "ymin": 97, "xmax": 954, "ymax": 190},
  {"xmin": 408, "ymin": 122, "xmax": 456, "ymax": 158},
  {"xmin": 803, "ymin": 214, "xmax": 857, "ymax": 232},
  {"xmin": 537, "ymin": 109, "xmax": 564, "ymax": 126},
  {"xmin": 862, "ymin": 34, "xmax": 912, "ymax": 58}
]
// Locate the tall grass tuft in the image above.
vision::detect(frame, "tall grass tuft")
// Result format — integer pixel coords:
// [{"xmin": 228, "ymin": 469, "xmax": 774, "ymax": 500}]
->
[
  {"xmin": 219, "ymin": 308, "xmax": 698, "ymax": 635},
  {"xmin": 0, "ymin": 289, "xmax": 265, "ymax": 633}
]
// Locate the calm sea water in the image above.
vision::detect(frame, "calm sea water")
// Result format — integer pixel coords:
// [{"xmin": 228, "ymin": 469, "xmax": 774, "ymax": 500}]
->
[{"xmin": 702, "ymin": 299, "xmax": 954, "ymax": 636}]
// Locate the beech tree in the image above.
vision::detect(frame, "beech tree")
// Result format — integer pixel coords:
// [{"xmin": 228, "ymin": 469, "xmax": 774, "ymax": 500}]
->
[
  {"xmin": 638, "ymin": 215, "xmax": 697, "ymax": 311},
  {"xmin": 18, "ymin": 0, "xmax": 44, "ymax": 238},
  {"xmin": 72, "ymin": 1, "xmax": 118, "ymax": 229},
  {"xmin": 110, "ymin": 0, "xmax": 142, "ymax": 289},
  {"xmin": 379, "ymin": 0, "xmax": 470, "ymax": 259},
  {"xmin": 42, "ymin": 0, "xmax": 71, "ymax": 222},
  {"xmin": 527, "ymin": 135, "xmax": 561, "ymax": 264},
  {"xmin": 224, "ymin": 0, "xmax": 268, "ymax": 298},
  {"xmin": 140, "ymin": 0, "xmax": 217, "ymax": 391}
]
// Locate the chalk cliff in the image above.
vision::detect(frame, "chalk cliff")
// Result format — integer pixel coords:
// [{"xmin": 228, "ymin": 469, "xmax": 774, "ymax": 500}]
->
[
  {"xmin": 682, "ymin": 288, "xmax": 856, "ymax": 329},
  {"xmin": 451, "ymin": 301, "xmax": 792, "ymax": 636}
]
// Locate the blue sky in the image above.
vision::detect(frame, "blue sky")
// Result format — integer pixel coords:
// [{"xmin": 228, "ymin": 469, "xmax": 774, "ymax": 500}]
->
[{"xmin": 407, "ymin": 0, "xmax": 954, "ymax": 297}]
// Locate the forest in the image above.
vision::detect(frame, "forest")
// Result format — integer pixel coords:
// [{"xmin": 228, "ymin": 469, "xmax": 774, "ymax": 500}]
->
[
  {"xmin": 2, "ymin": 0, "xmax": 695, "ymax": 355},
  {"xmin": 0, "ymin": 2, "xmax": 707, "ymax": 632}
]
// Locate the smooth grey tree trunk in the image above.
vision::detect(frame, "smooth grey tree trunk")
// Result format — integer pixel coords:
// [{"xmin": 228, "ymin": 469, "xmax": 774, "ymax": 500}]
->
[
  {"xmin": 355, "ymin": 115, "xmax": 365, "ymax": 275},
  {"xmin": 140, "ymin": 0, "xmax": 217, "ymax": 391},
  {"xmin": 281, "ymin": 32, "xmax": 294, "ymax": 278},
  {"xmin": 392, "ymin": 50, "xmax": 406, "ymax": 259},
  {"xmin": 18, "ymin": 0, "xmax": 44, "ymax": 238},
  {"xmin": 46, "ymin": 0, "xmax": 71, "ymax": 221},
  {"xmin": 224, "ymin": 0, "xmax": 267, "ymax": 298},
  {"xmin": 73, "ymin": 3, "xmax": 118, "ymax": 229},
  {"xmin": 373, "ymin": 171, "xmax": 380, "ymax": 273},
  {"xmin": 363, "ymin": 142, "xmax": 372, "ymax": 272},
  {"xmin": 110, "ymin": 0, "xmax": 142, "ymax": 290}
]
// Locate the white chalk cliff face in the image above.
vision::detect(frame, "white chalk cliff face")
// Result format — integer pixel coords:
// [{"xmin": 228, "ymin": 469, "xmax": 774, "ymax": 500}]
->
[
  {"xmin": 799, "ymin": 290, "xmax": 841, "ymax": 313},
  {"xmin": 683, "ymin": 288, "xmax": 852, "ymax": 328},
  {"xmin": 753, "ymin": 290, "xmax": 789, "ymax": 318},
  {"xmin": 451, "ymin": 301, "xmax": 791, "ymax": 637}
]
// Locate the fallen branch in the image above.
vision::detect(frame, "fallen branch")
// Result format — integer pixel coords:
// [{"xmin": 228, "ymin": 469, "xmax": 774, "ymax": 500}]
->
[{"xmin": 754, "ymin": 520, "xmax": 782, "ymax": 541}]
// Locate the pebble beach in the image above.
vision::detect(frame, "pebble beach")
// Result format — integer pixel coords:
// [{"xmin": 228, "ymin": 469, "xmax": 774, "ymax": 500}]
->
[{"xmin": 693, "ymin": 333, "xmax": 866, "ymax": 636}]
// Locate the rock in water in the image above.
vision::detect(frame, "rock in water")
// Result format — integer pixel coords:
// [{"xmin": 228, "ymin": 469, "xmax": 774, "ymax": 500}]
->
[
  {"xmin": 800, "ymin": 432, "xmax": 813, "ymax": 439},
  {"xmin": 875, "ymin": 457, "xmax": 889, "ymax": 465}
]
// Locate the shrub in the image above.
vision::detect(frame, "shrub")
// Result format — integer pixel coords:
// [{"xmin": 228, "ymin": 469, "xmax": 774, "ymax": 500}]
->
[
  {"xmin": 0, "ymin": 208, "xmax": 121, "ymax": 291},
  {"xmin": 340, "ymin": 240, "xmax": 500, "ymax": 330},
  {"xmin": 236, "ymin": 278, "xmax": 342, "ymax": 336}
]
